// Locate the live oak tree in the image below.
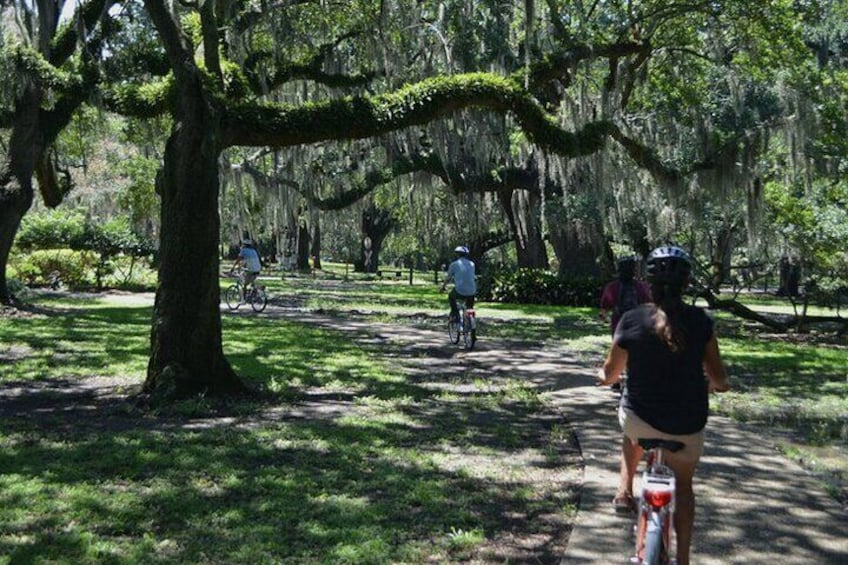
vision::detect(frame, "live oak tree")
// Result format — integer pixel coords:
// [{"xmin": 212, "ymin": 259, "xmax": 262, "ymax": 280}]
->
[
  {"xmin": 132, "ymin": 0, "xmax": 649, "ymax": 398},
  {"xmin": 111, "ymin": 0, "xmax": 841, "ymax": 398}
]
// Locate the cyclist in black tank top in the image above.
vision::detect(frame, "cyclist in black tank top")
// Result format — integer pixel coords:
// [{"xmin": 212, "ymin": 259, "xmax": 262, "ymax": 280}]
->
[
  {"xmin": 616, "ymin": 303, "xmax": 714, "ymax": 435},
  {"xmin": 597, "ymin": 246, "xmax": 729, "ymax": 565}
]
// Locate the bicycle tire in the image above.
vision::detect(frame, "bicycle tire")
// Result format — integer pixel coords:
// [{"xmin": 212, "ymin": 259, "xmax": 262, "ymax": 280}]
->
[
  {"xmin": 642, "ymin": 510, "xmax": 664, "ymax": 565},
  {"xmin": 448, "ymin": 319, "xmax": 460, "ymax": 344},
  {"xmin": 224, "ymin": 285, "xmax": 241, "ymax": 310},
  {"xmin": 250, "ymin": 287, "xmax": 268, "ymax": 312},
  {"xmin": 462, "ymin": 315, "xmax": 473, "ymax": 349}
]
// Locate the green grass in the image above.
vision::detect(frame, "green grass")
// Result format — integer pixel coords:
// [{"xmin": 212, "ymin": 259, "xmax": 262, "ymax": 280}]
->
[
  {"xmin": 0, "ymin": 288, "xmax": 577, "ymax": 564},
  {"xmin": 1, "ymin": 278, "xmax": 845, "ymax": 563}
]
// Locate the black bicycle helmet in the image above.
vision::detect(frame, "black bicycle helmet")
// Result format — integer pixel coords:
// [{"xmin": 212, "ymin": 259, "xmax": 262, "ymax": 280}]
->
[
  {"xmin": 617, "ymin": 255, "xmax": 638, "ymax": 281},
  {"xmin": 646, "ymin": 246, "xmax": 692, "ymax": 285}
]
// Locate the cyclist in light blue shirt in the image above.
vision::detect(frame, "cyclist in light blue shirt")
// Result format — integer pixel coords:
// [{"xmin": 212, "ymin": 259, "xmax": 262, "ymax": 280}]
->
[
  {"xmin": 231, "ymin": 239, "xmax": 262, "ymax": 287},
  {"xmin": 440, "ymin": 246, "xmax": 476, "ymax": 321}
]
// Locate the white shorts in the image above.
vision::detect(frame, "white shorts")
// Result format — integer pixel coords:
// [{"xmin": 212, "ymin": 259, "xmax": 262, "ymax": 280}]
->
[{"xmin": 618, "ymin": 407, "xmax": 704, "ymax": 464}]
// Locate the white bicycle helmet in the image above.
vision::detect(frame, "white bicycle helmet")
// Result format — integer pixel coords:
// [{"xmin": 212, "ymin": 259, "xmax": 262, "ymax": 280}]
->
[
  {"xmin": 454, "ymin": 245, "xmax": 470, "ymax": 255},
  {"xmin": 646, "ymin": 246, "xmax": 692, "ymax": 285}
]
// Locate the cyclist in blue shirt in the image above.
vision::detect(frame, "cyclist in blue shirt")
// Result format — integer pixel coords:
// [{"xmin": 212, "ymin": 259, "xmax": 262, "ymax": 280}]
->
[
  {"xmin": 231, "ymin": 239, "xmax": 262, "ymax": 288},
  {"xmin": 440, "ymin": 246, "xmax": 476, "ymax": 321}
]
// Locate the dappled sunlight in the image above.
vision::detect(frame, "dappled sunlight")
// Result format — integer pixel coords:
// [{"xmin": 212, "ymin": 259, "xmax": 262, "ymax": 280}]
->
[{"xmin": 2, "ymin": 285, "xmax": 845, "ymax": 562}]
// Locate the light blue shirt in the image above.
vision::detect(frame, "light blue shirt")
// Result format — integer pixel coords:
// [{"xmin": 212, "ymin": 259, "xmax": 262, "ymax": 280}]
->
[
  {"xmin": 447, "ymin": 257, "xmax": 476, "ymax": 296},
  {"xmin": 239, "ymin": 246, "xmax": 261, "ymax": 272}
]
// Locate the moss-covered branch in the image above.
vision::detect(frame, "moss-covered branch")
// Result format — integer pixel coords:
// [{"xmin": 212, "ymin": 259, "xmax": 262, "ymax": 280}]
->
[
  {"xmin": 518, "ymin": 40, "xmax": 647, "ymax": 91},
  {"xmin": 242, "ymin": 29, "xmax": 379, "ymax": 93},
  {"xmin": 222, "ymin": 73, "xmax": 613, "ymax": 158},
  {"xmin": 102, "ymin": 77, "xmax": 176, "ymax": 118}
]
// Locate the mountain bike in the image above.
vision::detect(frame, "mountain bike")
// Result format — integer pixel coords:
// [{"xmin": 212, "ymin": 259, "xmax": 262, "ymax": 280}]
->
[
  {"xmin": 630, "ymin": 438, "xmax": 684, "ymax": 564},
  {"xmin": 224, "ymin": 270, "xmax": 268, "ymax": 312},
  {"xmin": 447, "ymin": 298, "xmax": 476, "ymax": 349}
]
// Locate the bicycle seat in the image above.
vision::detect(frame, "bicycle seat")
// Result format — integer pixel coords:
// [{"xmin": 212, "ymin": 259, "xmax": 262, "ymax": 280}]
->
[{"xmin": 638, "ymin": 438, "xmax": 685, "ymax": 452}]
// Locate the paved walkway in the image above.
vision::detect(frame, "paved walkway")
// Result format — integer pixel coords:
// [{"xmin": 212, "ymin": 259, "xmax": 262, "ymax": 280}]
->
[{"xmin": 557, "ymin": 373, "xmax": 848, "ymax": 564}]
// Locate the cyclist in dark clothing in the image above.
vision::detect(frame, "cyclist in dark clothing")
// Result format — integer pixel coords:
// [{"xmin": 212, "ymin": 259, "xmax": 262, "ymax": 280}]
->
[{"xmin": 597, "ymin": 246, "xmax": 729, "ymax": 565}]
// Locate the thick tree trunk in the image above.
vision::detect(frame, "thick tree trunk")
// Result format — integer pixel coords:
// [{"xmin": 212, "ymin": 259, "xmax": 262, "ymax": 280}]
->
[
  {"xmin": 0, "ymin": 91, "xmax": 43, "ymax": 305},
  {"xmin": 296, "ymin": 219, "xmax": 311, "ymax": 271},
  {"xmin": 497, "ymin": 188, "xmax": 548, "ymax": 269},
  {"xmin": 143, "ymin": 78, "xmax": 246, "ymax": 399},
  {"xmin": 354, "ymin": 205, "xmax": 395, "ymax": 273},
  {"xmin": 0, "ymin": 172, "xmax": 34, "ymax": 304},
  {"xmin": 310, "ymin": 216, "xmax": 322, "ymax": 270},
  {"xmin": 549, "ymin": 219, "xmax": 608, "ymax": 278}
]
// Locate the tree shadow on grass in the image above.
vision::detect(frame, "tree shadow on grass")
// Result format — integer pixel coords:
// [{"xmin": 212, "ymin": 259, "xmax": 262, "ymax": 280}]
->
[{"xmin": 1, "ymin": 306, "xmax": 586, "ymax": 564}]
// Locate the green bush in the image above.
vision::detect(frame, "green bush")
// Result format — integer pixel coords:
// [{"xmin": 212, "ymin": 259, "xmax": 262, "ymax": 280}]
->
[
  {"xmin": 17, "ymin": 209, "xmax": 86, "ymax": 251},
  {"xmin": 11, "ymin": 249, "xmax": 95, "ymax": 287},
  {"xmin": 478, "ymin": 267, "xmax": 602, "ymax": 307}
]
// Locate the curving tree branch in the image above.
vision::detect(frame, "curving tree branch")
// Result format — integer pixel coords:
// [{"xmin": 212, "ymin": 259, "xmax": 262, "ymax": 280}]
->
[{"xmin": 221, "ymin": 73, "xmax": 614, "ymax": 156}]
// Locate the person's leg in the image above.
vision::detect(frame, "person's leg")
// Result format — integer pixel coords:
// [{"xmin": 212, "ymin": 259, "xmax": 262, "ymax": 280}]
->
[
  {"xmin": 616, "ymin": 408, "xmax": 643, "ymax": 510},
  {"xmin": 466, "ymin": 294, "xmax": 475, "ymax": 309},
  {"xmin": 448, "ymin": 289, "xmax": 459, "ymax": 319},
  {"xmin": 663, "ymin": 454, "xmax": 699, "ymax": 565},
  {"xmin": 617, "ymin": 435, "xmax": 642, "ymax": 500}
]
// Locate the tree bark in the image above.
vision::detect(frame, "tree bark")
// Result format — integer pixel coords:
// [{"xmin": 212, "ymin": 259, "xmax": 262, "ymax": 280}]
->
[
  {"xmin": 142, "ymin": 0, "xmax": 246, "ymax": 398},
  {"xmin": 144, "ymin": 86, "xmax": 247, "ymax": 398},
  {"xmin": 310, "ymin": 214, "xmax": 322, "ymax": 270},
  {"xmin": 296, "ymin": 218, "xmax": 311, "ymax": 271},
  {"xmin": 549, "ymin": 219, "xmax": 608, "ymax": 278},
  {"xmin": 355, "ymin": 205, "xmax": 395, "ymax": 273},
  {"xmin": 0, "ymin": 90, "xmax": 43, "ymax": 305}
]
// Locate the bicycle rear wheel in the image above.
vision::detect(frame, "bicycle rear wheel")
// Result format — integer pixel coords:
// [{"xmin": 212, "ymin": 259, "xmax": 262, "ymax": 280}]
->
[
  {"xmin": 462, "ymin": 315, "xmax": 473, "ymax": 349},
  {"xmin": 641, "ymin": 510, "xmax": 664, "ymax": 564},
  {"xmin": 224, "ymin": 285, "xmax": 241, "ymax": 310},
  {"xmin": 250, "ymin": 287, "xmax": 268, "ymax": 312},
  {"xmin": 448, "ymin": 319, "xmax": 460, "ymax": 344}
]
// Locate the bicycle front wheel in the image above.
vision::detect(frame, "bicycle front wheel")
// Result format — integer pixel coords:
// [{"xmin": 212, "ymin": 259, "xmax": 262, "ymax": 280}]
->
[
  {"xmin": 641, "ymin": 510, "xmax": 665, "ymax": 565},
  {"xmin": 225, "ymin": 285, "xmax": 241, "ymax": 310},
  {"xmin": 250, "ymin": 287, "xmax": 268, "ymax": 312}
]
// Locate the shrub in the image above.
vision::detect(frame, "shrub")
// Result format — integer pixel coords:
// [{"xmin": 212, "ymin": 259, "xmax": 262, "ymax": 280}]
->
[
  {"xmin": 17, "ymin": 209, "xmax": 86, "ymax": 251},
  {"xmin": 11, "ymin": 249, "xmax": 95, "ymax": 287},
  {"xmin": 478, "ymin": 267, "xmax": 602, "ymax": 307}
]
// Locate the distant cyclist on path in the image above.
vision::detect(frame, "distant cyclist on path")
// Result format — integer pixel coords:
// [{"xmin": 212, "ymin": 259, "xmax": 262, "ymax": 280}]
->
[
  {"xmin": 599, "ymin": 255, "xmax": 650, "ymax": 337},
  {"xmin": 231, "ymin": 239, "xmax": 262, "ymax": 294},
  {"xmin": 440, "ymin": 246, "xmax": 476, "ymax": 321},
  {"xmin": 599, "ymin": 255, "xmax": 651, "ymax": 392},
  {"xmin": 597, "ymin": 245, "xmax": 730, "ymax": 565}
]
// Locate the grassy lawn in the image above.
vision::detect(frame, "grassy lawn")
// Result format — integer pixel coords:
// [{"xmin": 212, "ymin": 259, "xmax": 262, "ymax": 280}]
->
[
  {"xmin": 1, "ymin": 273, "xmax": 845, "ymax": 563},
  {"xmin": 0, "ymin": 287, "xmax": 578, "ymax": 564}
]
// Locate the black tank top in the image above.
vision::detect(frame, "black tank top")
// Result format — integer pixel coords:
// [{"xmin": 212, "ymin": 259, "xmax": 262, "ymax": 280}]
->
[{"xmin": 614, "ymin": 304, "xmax": 715, "ymax": 435}]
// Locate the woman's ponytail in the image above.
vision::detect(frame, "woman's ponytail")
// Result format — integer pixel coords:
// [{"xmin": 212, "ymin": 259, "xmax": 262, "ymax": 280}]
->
[{"xmin": 651, "ymin": 284, "xmax": 686, "ymax": 352}]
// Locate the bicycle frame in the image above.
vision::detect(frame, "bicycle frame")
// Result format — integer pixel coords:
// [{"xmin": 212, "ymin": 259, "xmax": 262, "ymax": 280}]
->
[{"xmin": 632, "ymin": 439, "xmax": 681, "ymax": 565}]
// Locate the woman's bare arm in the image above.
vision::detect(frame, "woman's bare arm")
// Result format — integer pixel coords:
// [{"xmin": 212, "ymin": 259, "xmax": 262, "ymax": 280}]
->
[
  {"xmin": 703, "ymin": 335, "xmax": 730, "ymax": 392},
  {"xmin": 598, "ymin": 343, "xmax": 628, "ymax": 386}
]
